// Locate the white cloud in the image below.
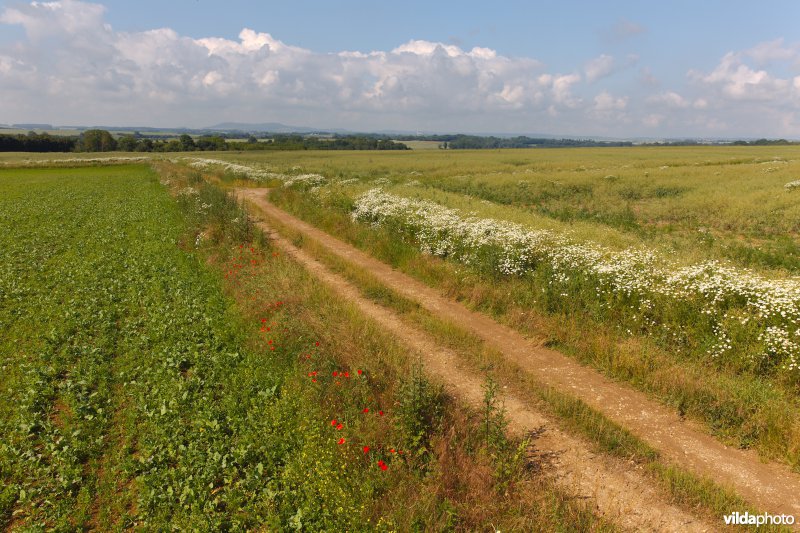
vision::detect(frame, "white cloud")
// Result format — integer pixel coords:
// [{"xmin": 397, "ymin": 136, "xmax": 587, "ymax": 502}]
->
[
  {"xmin": 746, "ymin": 38, "xmax": 798, "ymax": 65},
  {"xmin": 647, "ymin": 91, "xmax": 689, "ymax": 108},
  {"xmin": 690, "ymin": 51, "xmax": 794, "ymax": 101},
  {"xmin": 584, "ymin": 54, "xmax": 615, "ymax": 82},
  {"xmin": 1, "ymin": 1, "xmax": 799, "ymax": 138},
  {"xmin": 594, "ymin": 91, "xmax": 627, "ymax": 111}
]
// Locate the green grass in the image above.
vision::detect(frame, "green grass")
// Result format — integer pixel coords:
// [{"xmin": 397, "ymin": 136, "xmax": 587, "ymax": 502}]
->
[
  {"xmin": 205, "ymin": 145, "xmax": 800, "ymax": 272},
  {"xmin": 261, "ymin": 210, "xmax": 772, "ymax": 526},
  {"xmin": 0, "ymin": 163, "xmax": 614, "ymax": 531},
  {"xmin": 265, "ymin": 174, "xmax": 800, "ymax": 472}
]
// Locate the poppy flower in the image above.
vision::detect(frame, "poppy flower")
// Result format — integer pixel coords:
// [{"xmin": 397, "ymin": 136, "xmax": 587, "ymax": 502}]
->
[
  {"xmin": 332, "ymin": 371, "xmax": 338, "ymax": 377},
  {"xmin": 357, "ymin": 369, "xmax": 363, "ymax": 375},
  {"xmin": 343, "ymin": 372, "xmax": 350, "ymax": 378},
  {"xmin": 336, "ymin": 423, "xmax": 343, "ymax": 430},
  {"xmin": 338, "ymin": 438, "xmax": 345, "ymax": 445},
  {"xmin": 378, "ymin": 411, "xmax": 384, "ymax": 417},
  {"xmin": 331, "ymin": 419, "xmax": 337, "ymax": 426},
  {"xmin": 363, "ymin": 446, "xmax": 370, "ymax": 454},
  {"xmin": 362, "ymin": 408, "xmax": 369, "ymax": 414},
  {"xmin": 312, "ymin": 378, "xmax": 317, "ymax": 383},
  {"xmin": 378, "ymin": 460, "xmax": 387, "ymax": 471},
  {"xmin": 315, "ymin": 341, "xmax": 320, "ymax": 347}
]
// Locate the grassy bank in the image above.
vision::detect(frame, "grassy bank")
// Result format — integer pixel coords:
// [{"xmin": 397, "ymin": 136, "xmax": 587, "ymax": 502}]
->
[
  {"xmin": 267, "ymin": 181, "xmax": 800, "ymax": 471},
  {"xmin": 0, "ymin": 163, "xmax": 612, "ymax": 530}
]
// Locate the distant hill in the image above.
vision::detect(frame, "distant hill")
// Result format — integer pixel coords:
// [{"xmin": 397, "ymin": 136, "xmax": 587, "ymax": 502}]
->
[{"xmin": 206, "ymin": 122, "xmax": 352, "ymax": 134}]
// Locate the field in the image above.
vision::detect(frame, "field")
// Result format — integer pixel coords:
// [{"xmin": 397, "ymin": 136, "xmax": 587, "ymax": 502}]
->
[
  {"xmin": 190, "ymin": 147, "xmax": 800, "ymax": 464},
  {"xmin": 0, "ymin": 162, "xmax": 615, "ymax": 530},
  {"xmin": 3, "ymin": 146, "xmax": 800, "ymax": 529}
]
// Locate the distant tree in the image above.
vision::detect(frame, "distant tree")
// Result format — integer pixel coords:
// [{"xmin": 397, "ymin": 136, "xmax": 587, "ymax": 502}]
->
[
  {"xmin": 137, "ymin": 138, "xmax": 154, "ymax": 152},
  {"xmin": 179, "ymin": 134, "xmax": 196, "ymax": 151},
  {"xmin": 164, "ymin": 139, "xmax": 183, "ymax": 152},
  {"xmin": 79, "ymin": 129, "xmax": 117, "ymax": 152},
  {"xmin": 117, "ymin": 135, "xmax": 140, "ymax": 152},
  {"xmin": 195, "ymin": 135, "xmax": 227, "ymax": 151},
  {"xmin": 247, "ymin": 135, "xmax": 258, "ymax": 144}
]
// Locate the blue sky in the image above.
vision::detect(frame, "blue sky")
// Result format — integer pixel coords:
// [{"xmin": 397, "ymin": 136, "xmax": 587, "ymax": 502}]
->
[{"xmin": 1, "ymin": 0, "xmax": 799, "ymax": 137}]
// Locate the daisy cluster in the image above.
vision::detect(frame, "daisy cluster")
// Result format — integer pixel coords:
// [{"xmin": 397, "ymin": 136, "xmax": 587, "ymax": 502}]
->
[
  {"xmin": 352, "ymin": 188, "xmax": 800, "ymax": 373},
  {"xmin": 785, "ymin": 180, "xmax": 800, "ymax": 191},
  {"xmin": 186, "ymin": 157, "xmax": 285, "ymax": 182}
]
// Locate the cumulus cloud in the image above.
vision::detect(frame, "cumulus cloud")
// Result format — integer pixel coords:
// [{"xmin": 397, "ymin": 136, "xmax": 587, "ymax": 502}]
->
[
  {"xmin": 0, "ymin": 0, "xmax": 591, "ymax": 130},
  {"xmin": 745, "ymin": 38, "xmax": 799, "ymax": 65},
  {"xmin": 689, "ymin": 51, "xmax": 796, "ymax": 102},
  {"xmin": 647, "ymin": 91, "xmax": 689, "ymax": 108},
  {"xmin": 1, "ymin": 1, "xmax": 799, "ymax": 137},
  {"xmin": 594, "ymin": 91, "xmax": 627, "ymax": 111},
  {"xmin": 584, "ymin": 54, "xmax": 615, "ymax": 82}
]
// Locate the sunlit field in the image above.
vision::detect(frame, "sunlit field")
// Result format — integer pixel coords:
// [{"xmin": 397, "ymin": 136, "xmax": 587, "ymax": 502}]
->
[
  {"xmin": 188, "ymin": 145, "xmax": 800, "ymax": 470},
  {"xmin": 0, "ymin": 161, "xmax": 610, "ymax": 530}
]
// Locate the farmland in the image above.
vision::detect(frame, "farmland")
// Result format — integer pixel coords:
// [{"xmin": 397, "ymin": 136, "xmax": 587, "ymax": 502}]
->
[
  {"xmin": 3, "ymin": 145, "xmax": 800, "ymax": 529},
  {"xmin": 0, "ymin": 162, "xmax": 615, "ymax": 530},
  {"xmin": 187, "ymin": 146, "xmax": 800, "ymax": 469}
]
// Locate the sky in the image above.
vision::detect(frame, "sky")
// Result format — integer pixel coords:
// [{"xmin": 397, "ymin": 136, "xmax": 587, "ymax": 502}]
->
[{"xmin": 1, "ymin": 0, "xmax": 799, "ymax": 138}]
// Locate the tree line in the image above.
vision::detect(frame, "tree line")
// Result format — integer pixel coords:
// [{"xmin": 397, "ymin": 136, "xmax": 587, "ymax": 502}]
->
[{"xmin": 0, "ymin": 130, "xmax": 409, "ymax": 153}]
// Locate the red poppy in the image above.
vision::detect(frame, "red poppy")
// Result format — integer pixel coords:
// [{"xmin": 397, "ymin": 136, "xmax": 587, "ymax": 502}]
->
[
  {"xmin": 390, "ymin": 448, "xmax": 395, "ymax": 454},
  {"xmin": 343, "ymin": 372, "xmax": 350, "ymax": 378},
  {"xmin": 357, "ymin": 369, "xmax": 363, "ymax": 375},
  {"xmin": 378, "ymin": 460, "xmax": 387, "ymax": 471},
  {"xmin": 362, "ymin": 408, "xmax": 369, "ymax": 414},
  {"xmin": 378, "ymin": 411, "xmax": 384, "ymax": 417},
  {"xmin": 332, "ymin": 371, "xmax": 338, "ymax": 377},
  {"xmin": 312, "ymin": 378, "xmax": 317, "ymax": 383},
  {"xmin": 336, "ymin": 423, "xmax": 343, "ymax": 430},
  {"xmin": 331, "ymin": 419, "xmax": 337, "ymax": 426},
  {"xmin": 315, "ymin": 341, "xmax": 320, "ymax": 347},
  {"xmin": 338, "ymin": 438, "xmax": 345, "ymax": 445},
  {"xmin": 363, "ymin": 446, "xmax": 370, "ymax": 454}
]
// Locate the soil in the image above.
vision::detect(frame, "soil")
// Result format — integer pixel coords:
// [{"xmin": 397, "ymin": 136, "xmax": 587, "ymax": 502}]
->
[{"xmin": 238, "ymin": 188, "xmax": 722, "ymax": 531}]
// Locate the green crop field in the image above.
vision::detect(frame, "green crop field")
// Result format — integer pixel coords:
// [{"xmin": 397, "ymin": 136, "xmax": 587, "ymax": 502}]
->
[
  {"xmin": 186, "ymin": 146, "xmax": 800, "ymax": 470},
  {"xmin": 0, "ymin": 161, "xmax": 610, "ymax": 530}
]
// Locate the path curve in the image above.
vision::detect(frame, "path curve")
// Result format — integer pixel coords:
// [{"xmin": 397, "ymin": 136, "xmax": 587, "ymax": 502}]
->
[
  {"xmin": 238, "ymin": 187, "xmax": 800, "ymax": 522},
  {"xmin": 241, "ymin": 202, "xmax": 711, "ymax": 532}
]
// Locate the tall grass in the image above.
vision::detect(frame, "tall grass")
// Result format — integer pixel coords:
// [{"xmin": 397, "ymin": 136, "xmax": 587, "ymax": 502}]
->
[{"xmin": 268, "ymin": 182, "xmax": 800, "ymax": 469}]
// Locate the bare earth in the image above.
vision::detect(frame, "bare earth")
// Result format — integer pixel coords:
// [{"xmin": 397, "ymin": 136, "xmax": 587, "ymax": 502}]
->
[{"xmin": 238, "ymin": 187, "xmax": 800, "ymax": 529}]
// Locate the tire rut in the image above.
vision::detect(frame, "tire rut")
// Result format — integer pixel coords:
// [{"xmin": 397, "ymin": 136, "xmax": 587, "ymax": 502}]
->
[
  {"xmin": 236, "ymin": 188, "xmax": 800, "ymax": 522},
  {"xmin": 238, "ymin": 189, "xmax": 715, "ymax": 532}
]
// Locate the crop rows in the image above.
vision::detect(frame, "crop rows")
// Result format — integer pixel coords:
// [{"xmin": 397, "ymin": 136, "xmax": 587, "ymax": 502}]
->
[{"xmin": 0, "ymin": 165, "xmax": 382, "ymax": 529}]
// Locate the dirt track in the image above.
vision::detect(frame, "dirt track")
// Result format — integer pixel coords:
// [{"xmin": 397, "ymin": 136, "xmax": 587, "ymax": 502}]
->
[{"xmin": 238, "ymin": 187, "xmax": 800, "ymax": 528}]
